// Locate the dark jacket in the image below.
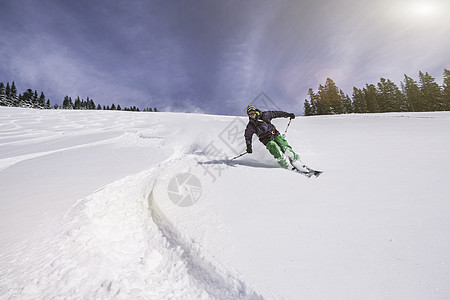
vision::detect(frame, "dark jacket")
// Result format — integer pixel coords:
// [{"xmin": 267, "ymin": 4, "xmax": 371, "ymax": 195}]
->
[{"xmin": 244, "ymin": 110, "xmax": 291, "ymax": 146}]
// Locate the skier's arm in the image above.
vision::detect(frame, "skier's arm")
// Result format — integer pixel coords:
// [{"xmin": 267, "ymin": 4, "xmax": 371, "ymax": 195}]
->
[
  {"xmin": 244, "ymin": 124, "xmax": 255, "ymax": 153},
  {"xmin": 264, "ymin": 111, "xmax": 295, "ymax": 121}
]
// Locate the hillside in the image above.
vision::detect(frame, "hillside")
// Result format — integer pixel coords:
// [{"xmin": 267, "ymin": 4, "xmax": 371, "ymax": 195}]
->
[{"xmin": 0, "ymin": 107, "xmax": 449, "ymax": 299}]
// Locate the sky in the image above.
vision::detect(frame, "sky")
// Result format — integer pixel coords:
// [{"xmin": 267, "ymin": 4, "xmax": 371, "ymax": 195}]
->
[{"xmin": 1, "ymin": 0, "xmax": 449, "ymax": 115}]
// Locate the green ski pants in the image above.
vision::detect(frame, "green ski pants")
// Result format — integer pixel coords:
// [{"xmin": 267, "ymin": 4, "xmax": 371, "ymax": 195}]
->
[{"xmin": 265, "ymin": 135, "xmax": 299, "ymax": 168}]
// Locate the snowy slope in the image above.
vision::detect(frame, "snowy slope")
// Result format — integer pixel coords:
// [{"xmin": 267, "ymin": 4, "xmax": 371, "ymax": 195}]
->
[{"xmin": 0, "ymin": 107, "xmax": 449, "ymax": 299}]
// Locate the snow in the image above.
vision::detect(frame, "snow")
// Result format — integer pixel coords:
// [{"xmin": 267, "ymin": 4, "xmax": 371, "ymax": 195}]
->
[{"xmin": 0, "ymin": 107, "xmax": 449, "ymax": 299}]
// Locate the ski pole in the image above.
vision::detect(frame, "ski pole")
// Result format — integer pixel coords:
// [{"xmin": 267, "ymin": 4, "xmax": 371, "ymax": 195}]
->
[
  {"xmin": 283, "ymin": 118, "xmax": 292, "ymax": 137},
  {"xmin": 230, "ymin": 151, "xmax": 248, "ymax": 160}
]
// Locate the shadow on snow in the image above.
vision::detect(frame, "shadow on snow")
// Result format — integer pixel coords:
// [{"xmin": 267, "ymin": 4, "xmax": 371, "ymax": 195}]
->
[{"xmin": 197, "ymin": 158, "xmax": 279, "ymax": 170}]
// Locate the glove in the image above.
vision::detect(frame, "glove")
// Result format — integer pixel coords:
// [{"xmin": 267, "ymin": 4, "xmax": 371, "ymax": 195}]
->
[
  {"xmin": 287, "ymin": 113, "xmax": 295, "ymax": 119},
  {"xmin": 246, "ymin": 144, "xmax": 252, "ymax": 153}
]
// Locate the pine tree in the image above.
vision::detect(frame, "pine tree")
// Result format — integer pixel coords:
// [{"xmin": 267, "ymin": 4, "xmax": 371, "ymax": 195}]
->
[
  {"xmin": 303, "ymin": 99, "xmax": 312, "ymax": 116},
  {"xmin": 21, "ymin": 89, "xmax": 34, "ymax": 107},
  {"xmin": 307, "ymin": 88, "xmax": 318, "ymax": 115},
  {"xmin": 341, "ymin": 91, "xmax": 352, "ymax": 114},
  {"xmin": 377, "ymin": 78, "xmax": 390, "ymax": 112},
  {"xmin": 62, "ymin": 96, "xmax": 74, "ymax": 109},
  {"xmin": 0, "ymin": 83, "xmax": 6, "ymax": 106},
  {"xmin": 363, "ymin": 84, "xmax": 380, "ymax": 113},
  {"xmin": 419, "ymin": 71, "xmax": 444, "ymax": 111},
  {"xmin": 5, "ymin": 82, "xmax": 11, "ymax": 101},
  {"xmin": 87, "ymin": 97, "xmax": 96, "ymax": 110},
  {"xmin": 32, "ymin": 90, "xmax": 39, "ymax": 108},
  {"xmin": 10, "ymin": 82, "xmax": 18, "ymax": 106},
  {"xmin": 111, "ymin": 103, "xmax": 116, "ymax": 110},
  {"xmin": 352, "ymin": 87, "xmax": 367, "ymax": 113},
  {"xmin": 402, "ymin": 75, "xmax": 422, "ymax": 111},
  {"xmin": 377, "ymin": 78, "xmax": 406, "ymax": 112},
  {"xmin": 317, "ymin": 78, "xmax": 344, "ymax": 114},
  {"xmin": 39, "ymin": 92, "xmax": 46, "ymax": 108},
  {"xmin": 74, "ymin": 97, "xmax": 81, "ymax": 109},
  {"xmin": 443, "ymin": 69, "xmax": 450, "ymax": 110},
  {"xmin": 63, "ymin": 96, "xmax": 69, "ymax": 109}
]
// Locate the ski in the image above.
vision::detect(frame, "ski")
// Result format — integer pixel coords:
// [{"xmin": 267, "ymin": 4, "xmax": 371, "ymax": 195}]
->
[
  {"xmin": 287, "ymin": 157, "xmax": 323, "ymax": 178},
  {"xmin": 310, "ymin": 169, "xmax": 323, "ymax": 177},
  {"xmin": 290, "ymin": 165, "xmax": 323, "ymax": 178}
]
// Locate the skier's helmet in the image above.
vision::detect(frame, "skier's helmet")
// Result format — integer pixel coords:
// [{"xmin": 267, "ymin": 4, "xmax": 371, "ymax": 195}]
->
[{"xmin": 246, "ymin": 105, "xmax": 257, "ymax": 115}]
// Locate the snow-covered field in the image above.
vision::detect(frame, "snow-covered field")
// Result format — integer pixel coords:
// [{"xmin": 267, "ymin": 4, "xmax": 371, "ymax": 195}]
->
[{"xmin": 0, "ymin": 106, "xmax": 449, "ymax": 299}]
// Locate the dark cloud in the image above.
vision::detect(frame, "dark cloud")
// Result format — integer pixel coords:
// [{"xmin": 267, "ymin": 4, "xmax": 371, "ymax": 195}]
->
[{"xmin": 1, "ymin": 0, "xmax": 449, "ymax": 115}]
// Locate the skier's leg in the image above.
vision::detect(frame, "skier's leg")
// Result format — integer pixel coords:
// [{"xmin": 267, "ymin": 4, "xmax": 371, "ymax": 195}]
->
[
  {"xmin": 266, "ymin": 141, "xmax": 289, "ymax": 168},
  {"xmin": 274, "ymin": 135, "xmax": 299, "ymax": 161},
  {"xmin": 274, "ymin": 135, "xmax": 309, "ymax": 172}
]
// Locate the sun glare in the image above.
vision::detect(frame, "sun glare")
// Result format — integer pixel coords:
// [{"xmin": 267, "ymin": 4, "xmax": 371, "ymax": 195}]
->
[
  {"xmin": 410, "ymin": 2, "xmax": 437, "ymax": 17},
  {"xmin": 390, "ymin": 1, "xmax": 444, "ymax": 25}
]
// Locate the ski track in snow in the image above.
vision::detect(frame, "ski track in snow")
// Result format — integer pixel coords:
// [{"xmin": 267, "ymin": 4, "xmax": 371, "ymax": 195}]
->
[
  {"xmin": 0, "ymin": 132, "xmax": 123, "ymax": 171},
  {"xmin": 0, "ymin": 157, "xmax": 262, "ymax": 299},
  {"xmin": 148, "ymin": 161, "xmax": 262, "ymax": 300},
  {"xmin": 0, "ymin": 108, "xmax": 262, "ymax": 299}
]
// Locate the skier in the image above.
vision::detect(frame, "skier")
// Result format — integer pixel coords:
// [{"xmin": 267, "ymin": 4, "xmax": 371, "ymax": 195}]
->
[{"xmin": 244, "ymin": 105, "xmax": 310, "ymax": 173}]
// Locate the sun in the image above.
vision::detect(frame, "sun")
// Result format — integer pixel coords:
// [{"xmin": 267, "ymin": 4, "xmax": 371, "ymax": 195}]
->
[
  {"xmin": 409, "ymin": 2, "xmax": 437, "ymax": 17},
  {"xmin": 389, "ymin": 0, "xmax": 445, "ymax": 25}
]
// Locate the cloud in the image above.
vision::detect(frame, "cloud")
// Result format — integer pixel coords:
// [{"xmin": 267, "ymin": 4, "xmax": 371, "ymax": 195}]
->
[
  {"xmin": 314, "ymin": 69, "xmax": 346, "ymax": 86},
  {"xmin": 6, "ymin": 39, "xmax": 147, "ymax": 107},
  {"xmin": 2, "ymin": 0, "xmax": 450, "ymax": 115}
]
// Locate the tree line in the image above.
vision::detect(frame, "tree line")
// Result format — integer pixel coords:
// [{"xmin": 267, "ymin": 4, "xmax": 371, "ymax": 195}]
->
[
  {"xmin": 0, "ymin": 81, "xmax": 159, "ymax": 112},
  {"xmin": 0, "ymin": 82, "xmax": 51, "ymax": 109},
  {"xmin": 304, "ymin": 69, "xmax": 450, "ymax": 115}
]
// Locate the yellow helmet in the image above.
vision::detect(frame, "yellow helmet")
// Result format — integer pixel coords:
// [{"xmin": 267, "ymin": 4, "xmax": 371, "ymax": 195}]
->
[{"xmin": 246, "ymin": 105, "xmax": 257, "ymax": 115}]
